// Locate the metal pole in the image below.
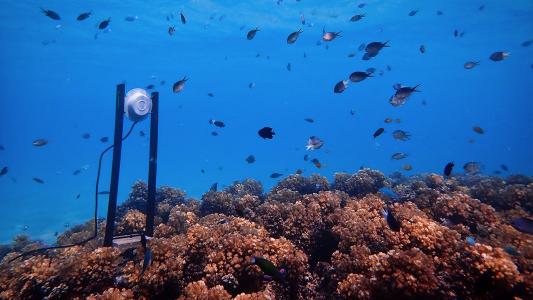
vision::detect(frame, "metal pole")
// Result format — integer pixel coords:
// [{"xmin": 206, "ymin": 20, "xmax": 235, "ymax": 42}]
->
[
  {"xmin": 145, "ymin": 92, "xmax": 159, "ymax": 236},
  {"xmin": 103, "ymin": 84, "xmax": 125, "ymax": 247}
]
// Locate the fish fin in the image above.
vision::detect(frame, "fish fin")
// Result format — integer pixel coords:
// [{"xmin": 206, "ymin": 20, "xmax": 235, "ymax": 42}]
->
[
  {"xmin": 412, "ymin": 84, "xmax": 421, "ymax": 92},
  {"xmin": 383, "ymin": 40, "xmax": 390, "ymax": 47}
]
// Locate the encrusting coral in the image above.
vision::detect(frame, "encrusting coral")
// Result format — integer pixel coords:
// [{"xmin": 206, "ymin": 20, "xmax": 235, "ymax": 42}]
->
[{"xmin": 1, "ymin": 171, "xmax": 532, "ymax": 299}]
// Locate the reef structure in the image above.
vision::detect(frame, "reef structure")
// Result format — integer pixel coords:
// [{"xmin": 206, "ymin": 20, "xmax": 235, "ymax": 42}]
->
[{"xmin": 1, "ymin": 169, "xmax": 532, "ymax": 299}]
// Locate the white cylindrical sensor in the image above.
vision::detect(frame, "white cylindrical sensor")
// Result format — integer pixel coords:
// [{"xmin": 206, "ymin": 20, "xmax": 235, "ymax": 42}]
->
[{"xmin": 124, "ymin": 88, "xmax": 152, "ymax": 122}]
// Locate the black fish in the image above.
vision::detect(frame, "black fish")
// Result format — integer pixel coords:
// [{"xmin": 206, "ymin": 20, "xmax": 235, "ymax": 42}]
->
[
  {"xmin": 303, "ymin": 154, "xmax": 309, "ymax": 161},
  {"xmin": 77, "ymin": 12, "xmax": 91, "ymax": 21},
  {"xmin": 209, "ymin": 120, "xmax": 225, "ymax": 128},
  {"xmin": 72, "ymin": 169, "xmax": 81, "ymax": 176},
  {"xmin": 247, "ymin": 28, "xmax": 260, "ymax": 40},
  {"xmin": 41, "ymin": 8, "xmax": 60, "ymax": 20},
  {"xmin": 287, "ymin": 29, "xmax": 303, "ymax": 44},
  {"xmin": 463, "ymin": 162, "xmax": 481, "ymax": 174},
  {"xmin": 173, "ymin": 76, "xmax": 188, "ymax": 93},
  {"xmin": 270, "ymin": 173, "xmax": 283, "ymax": 178},
  {"xmin": 98, "ymin": 191, "xmax": 110, "ymax": 195},
  {"xmin": 419, "ymin": 45, "xmax": 426, "ymax": 53},
  {"xmin": 500, "ymin": 164, "xmax": 509, "ymax": 171},
  {"xmin": 99, "ymin": 18, "xmax": 111, "ymax": 30},
  {"xmin": 100, "ymin": 137, "xmax": 109, "ymax": 143},
  {"xmin": 0, "ymin": 145, "xmax": 4, "ymax": 150},
  {"xmin": 139, "ymin": 130, "xmax": 146, "ymax": 137},
  {"xmin": 436, "ymin": 10, "xmax": 444, "ymax": 15},
  {"xmin": 180, "ymin": 12, "xmax": 187, "ymax": 24},
  {"xmin": 444, "ymin": 162, "xmax": 454, "ymax": 176},
  {"xmin": 33, "ymin": 178, "xmax": 45, "ymax": 184},
  {"xmin": 373, "ymin": 128, "xmax": 385, "ymax": 138},
  {"xmin": 304, "ymin": 118, "xmax": 314, "ymax": 123},
  {"xmin": 76, "ymin": 194, "xmax": 81, "ymax": 199},
  {"xmin": 489, "ymin": 51, "xmax": 510, "ymax": 61},
  {"xmin": 454, "ymin": 29, "xmax": 458, "ymax": 37},
  {"xmin": 32, "ymin": 139, "xmax": 48, "ymax": 147},
  {"xmin": 210, "ymin": 183, "xmax": 218, "ymax": 192},
  {"xmin": 349, "ymin": 71, "xmax": 372, "ymax": 83},
  {"xmin": 207, "ymin": 92, "xmax": 214, "ymax": 97},
  {"xmin": 251, "ymin": 256, "xmax": 286, "ymax": 281},
  {"xmin": 146, "ymin": 84, "xmax": 155, "ymax": 90},
  {"xmin": 211, "ymin": 131, "xmax": 219, "ymax": 136},
  {"xmin": 408, "ymin": 10, "xmax": 418, "ymax": 16},
  {"xmin": 82, "ymin": 133, "xmax": 91, "ymax": 139},
  {"xmin": 382, "ymin": 209, "xmax": 400, "ymax": 231},
  {"xmin": 511, "ymin": 217, "xmax": 533, "ymax": 234},
  {"xmin": 0, "ymin": 167, "xmax": 8, "ymax": 176},
  {"xmin": 245, "ymin": 155, "xmax": 256, "ymax": 164},
  {"xmin": 258, "ymin": 127, "xmax": 275, "ymax": 139},
  {"xmin": 350, "ymin": 14, "xmax": 365, "ymax": 22},
  {"xmin": 334, "ymin": 80, "xmax": 348, "ymax": 93}
]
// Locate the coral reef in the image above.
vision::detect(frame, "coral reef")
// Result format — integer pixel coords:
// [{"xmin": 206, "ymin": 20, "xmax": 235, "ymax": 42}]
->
[{"xmin": 1, "ymin": 171, "xmax": 532, "ymax": 299}]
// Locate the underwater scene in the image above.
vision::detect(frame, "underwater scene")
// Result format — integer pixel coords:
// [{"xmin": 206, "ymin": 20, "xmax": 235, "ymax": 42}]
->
[{"xmin": 1, "ymin": 0, "xmax": 533, "ymax": 299}]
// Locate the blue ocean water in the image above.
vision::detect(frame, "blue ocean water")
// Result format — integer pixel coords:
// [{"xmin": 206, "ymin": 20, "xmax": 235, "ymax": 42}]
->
[{"xmin": 0, "ymin": 0, "xmax": 532, "ymax": 244}]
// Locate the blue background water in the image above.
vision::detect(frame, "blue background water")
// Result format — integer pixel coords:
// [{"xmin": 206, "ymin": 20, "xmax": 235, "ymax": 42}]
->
[{"xmin": 0, "ymin": 0, "xmax": 532, "ymax": 243}]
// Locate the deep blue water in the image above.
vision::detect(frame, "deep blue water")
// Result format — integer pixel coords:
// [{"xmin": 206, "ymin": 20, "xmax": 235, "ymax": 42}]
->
[{"xmin": 0, "ymin": 0, "xmax": 532, "ymax": 243}]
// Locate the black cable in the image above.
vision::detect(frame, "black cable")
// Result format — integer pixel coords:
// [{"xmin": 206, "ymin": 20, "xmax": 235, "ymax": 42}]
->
[{"xmin": 7, "ymin": 121, "xmax": 139, "ymax": 263}]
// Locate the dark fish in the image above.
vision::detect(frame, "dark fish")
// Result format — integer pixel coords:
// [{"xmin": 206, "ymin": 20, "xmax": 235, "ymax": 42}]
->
[
  {"xmin": 82, "ymin": 133, "xmax": 91, "ymax": 139},
  {"xmin": 210, "ymin": 131, "xmax": 219, "ymax": 136},
  {"xmin": 99, "ymin": 18, "xmax": 111, "ymax": 30},
  {"xmin": 334, "ymin": 80, "xmax": 349, "ymax": 93},
  {"xmin": 350, "ymin": 109, "xmax": 355, "ymax": 116},
  {"xmin": 350, "ymin": 14, "xmax": 365, "ymax": 22},
  {"xmin": 72, "ymin": 169, "xmax": 81, "ymax": 175},
  {"xmin": 304, "ymin": 118, "xmax": 314, "ymax": 123},
  {"xmin": 207, "ymin": 92, "xmax": 214, "ymax": 97},
  {"xmin": 0, "ymin": 167, "xmax": 8, "ymax": 176},
  {"xmin": 437, "ymin": 10, "xmax": 444, "ymax": 15},
  {"xmin": 247, "ymin": 28, "xmax": 260, "ymax": 40},
  {"xmin": 146, "ymin": 84, "xmax": 155, "ymax": 90},
  {"xmin": 100, "ymin": 137, "xmax": 109, "ymax": 143},
  {"xmin": 463, "ymin": 162, "xmax": 481, "ymax": 174},
  {"xmin": 521, "ymin": 40, "xmax": 532, "ymax": 47},
  {"xmin": 391, "ymin": 152, "xmax": 408, "ymax": 160},
  {"xmin": 210, "ymin": 183, "xmax": 218, "ymax": 192},
  {"xmin": 251, "ymin": 256, "xmax": 286, "ymax": 281},
  {"xmin": 200, "ymin": 169, "xmax": 205, "ymax": 173},
  {"xmin": 358, "ymin": 3, "xmax": 366, "ymax": 8},
  {"xmin": 139, "ymin": 130, "xmax": 146, "ymax": 137},
  {"xmin": 141, "ymin": 247, "xmax": 153, "ymax": 275},
  {"xmin": 358, "ymin": 43, "xmax": 366, "ymax": 51},
  {"xmin": 248, "ymin": 82, "xmax": 256, "ymax": 89},
  {"xmin": 41, "ymin": 8, "xmax": 60, "ymax": 20},
  {"xmin": 287, "ymin": 29, "xmax": 303, "ymax": 44},
  {"xmin": 295, "ymin": 169, "xmax": 303, "ymax": 175},
  {"xmin": 77, "ymin": 12, "xmax": 91, "ymax": 21},
  {"xmin": 408, "ymin": 10, "xmax": 418, "ymax": 16},
  {"xmin": 98, "ymin": 191, "xmax": 110, "ymax": 195},
  {"xmin": 366, "ymin": 67, "xmax": 376, "ymax": 74},
  {"xmin": 444, "ymin": 162, "xmax": 454, "ymax": 176},
  {"xmin": 180, "ymin": 12, "xmax": 187, "ymax": 24},
  {"xmin": 287, "ymin": 63, "xmax": 291, "ymax": 71},
  {"xmin": 473, "ymin": 126, "xmax": 484, "ymax": 134},
  {"xmin": 347, "ymin": 53, "xmax": 356, "ymax": 58},
  {"xmin": 511, "ymin": 217, "xmax": 533, "ymax": 234},
  {"xmin": 168, "ymin": 26, "xmax": 176, "ymax": 36},
  {"xmin": 382, "ymin": 209, "xmax": 400, "ymax": 231},
  {"xmin": 349, "ymin": 71, "xmax": 372, "ymax": 83},
  {"xmin": 245, "ymin": 155, "xmax": 256, "ymax": 164},
  {"xmin": 0, "ymin": 145, "xmax": 4, "ymax": 150},
  {"xmin": 464, "ymin": 61, "xmax": 480, "ymax": 69},
  {"xmin": 373, "ymin": 128, "xmax": 385, "ymax": 138},
  {"xmin": 258, "ymin": 127, "xmax": 275, "ymax": 139},
  {"xmin": 392, "ymin": 130, "xmax": 410, "ymax": 141},
  {"xmin": 402, "ymin": 164, "xmax": 413, "ymax": 171},
  {"xmin": 479, "ymin": 5, "xmax": 485, "ymax": 11},
  {"xmin": 124, "ymin": 16, "xmax": 138, "ymax": 22},
  {"xmin": 160, "ymin": 80, "xmax": 166, "ymax": 86},
  {"xmin": 270, "ymin": 173, "xmax": 283, "ymax": 179},
  {"xmin": 33, "ymin": 178, "xmax": 45, "ymax": 184},
  {"xmin": 173, "ymin": 76, "xmax": 188, "ymax": 93},
  {"xmin": 209, "ymin": 120, "xmax": 225, "ymax": 128},
  {"xmin": 419, "ymin": 45, "xmax": 426, "ymax": 53},
  {"xmin": 454, "ymin": 30, "xmax": 458, "ymax": 37},
  {"xmin": 364, "ymin": 41, "xmax": 389, "ymax": 60},
  {"xmin": 32, "ymin": 139, "xmax": 48, "ymax": 147},
  {"xmin": 76, "ymin": 194, "xmax": 81, "ymax": 199},
  {"xmin": 389, "ymin": 84, "xmax": 420, "ymax": 107},
  {"xmin": 500, "ymin": 164, "xmax": 509, "ymax": 171},
  {"xmin": 303, "ymin": 154, "xmax": 309, "ymax": 161},
  {"xmin": 322, "ymin": 27, "xmax": 341, "ymax": 42},
  {"xmin": 489, "ymin": 51, "xmax": 509, "ymax": 61},
  {"xmin": 311, "ymin": 158, "xmax": 322, "ymax": 168}
]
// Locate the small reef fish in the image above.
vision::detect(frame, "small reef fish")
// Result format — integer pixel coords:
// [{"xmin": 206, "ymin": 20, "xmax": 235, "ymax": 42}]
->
[
  {"xmin": 322, "ymin": 27, "xmax": 341, "ymax": 42},
  {"xmin": 168, "ymin": 26, "xmax": 175, "ymax": 36},
  {"xmin": 76, "ymin": 194, "xmax": 80, "ymax": 199},
  {"xmin": 41, "ymin": 8, "xmax": 60, "ymax": 20},
  {"xmin": 32, "ymin": 139, "xmax": 48, "ymax": 147},
  {"xmin": 287, "ymin": 29, "xmax": 303, "ymax": 44},
  {"xmin": 391, "ymin": 152, "xmax": 408, "ymax": 160},
  {"xmin": 382, "ymin": 208, "xmax": 400, "ymax": 231},
  {"xmin": 245, "ymin": 155, "xmax": 256, "ymax": 164},
  {"xmin": 99, "ymin": 18, "xmax": 111, "ymax": 30},
  {"xmin": 444, "ymin": 162, "xmax": 454, "ymax": 176},
  {"xmin": 258, "ymin": 127, "xmax": 275, "ymax": 139},
  {"xmin": 350, "ymin": 14, "xmax": 365, "ymax": 22},
  {"xmin": 304, "ymin": 118, "xmax": 314, "ymax": 123},
  {"xmin": 384, "ymin": 118, "xmax": 393, "ymax": 124},
  {"xmin": 211, "ymin": 132, "xmax": 218, "ymax": 136},
  {"xmin": 82, "ymin": 133, "xmax": 91, "ymax": 139},
  {"xmin": 500, "ymin": 164, "xmax": 509, "ymax": 171},
  {"xmin": 373, "ymin": 128, "xmax": 385, "ymax": 138},
  {"xmin": 392, "ymin": 130, "xmax": 411, "ymax": 141},
  {"xmin": 473, "ymin": 126, "xmax": 484, "ymax": 134},
  {"xmin": 180, "ymin": 12, "xmax": 187, "ymax": 24},
  {"xmin": 173, "ymin": 77, "xmax": 188, "ymax": 93},
  {"xmin": 124, "ymin": 16, "xmax": 138, "ymax": 22},
  {"xmin": 511, "ymin": 217, "xmax": 533, "ymax": 234},
  {"xmin": 247, "ymin": 28, "xmax": 260, "ymax": 40},
  {"xmin": 210, "ymin": 183, "xmax": 218, "ymax": 192},
  {"xmin": 311, "ymin": 158, "xmax": 322, "ymax": 168},
  {"xmin": 349, "ymin": 71, "xmax": 372, "ymax": 83},
  {"xmin": 408, "ymin": 10, "xmax": 418, "ymax": 16},
  {"xmin": 77, "ymin": 12, "xmax": 91, "ymax": 21},
  {"xmin": 489, "ymin": 51, "xmax": 510, "ymax": 61},
  {"xmin": 401, "ymin": 164, "xmax": 413, "ymax": 171},
  {"xmin": 463, "ymin": 162, "xmax": 482, "ymax": 175},
  {"xmin": 207, "ymin": 93, "xmax": 214, "ymax": 97},
  {"xmin": 100, "ymin": 137, "xmax": 109, "ymax": 143},
  {"xmin": 139, "ymin": 130, "xmax": 146, "ymax": 137},
  {"xmin": 419, "ymin": 45, "xmax": 426, "ymax": 53},
  {"xmin": 72, "ymin": 169, "xmax": 81, "ymax": 175},
  {"xmin": 33, "ymin": 177, "xmax": 45, "ymax": 184},
  {"xmin": 363, "ymin": 41, "xmax": 389, "ymax": 60},
  {"xmin": 334, "ymin": 80, "xmax": 348, "ymax": 93},
  {"xmin": 389, "ymin": 84, "xmax": 420, "ymax": 107},
  {"xmin": 306, "ymin": 136, "xmax": 324, "ymax": 150},
  {"xmin": 209, "ymin": 120, "xmax": 225, "ymax": 128},
  {"xmin": 251, "ymin": 256, "xmax": 286, "ymax": 281},
  {"xmin": 464, "ymin": 61, "xmax": 480, "ymax": 69},
  {"xmin": 0, "ymin": 167, "xmax": 8, "ymax": 176},
  {"xmin": 287, "ymin": 63, "xmax": 291, "ymax": 71},
  {"xmin": 270, "ymin": 173, "xmax": 283, "ymax": 179}
]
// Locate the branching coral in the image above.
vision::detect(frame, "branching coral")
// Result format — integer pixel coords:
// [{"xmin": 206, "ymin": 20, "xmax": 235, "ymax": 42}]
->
[{"xmin": 332, "ymin": 169, "xmax": 388, "ymax": 197}]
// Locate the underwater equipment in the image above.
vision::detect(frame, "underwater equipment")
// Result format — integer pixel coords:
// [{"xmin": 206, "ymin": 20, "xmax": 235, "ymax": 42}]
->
[{"xmin": 7, "ymin": 84, "xmax": 159, "ymax": 263}]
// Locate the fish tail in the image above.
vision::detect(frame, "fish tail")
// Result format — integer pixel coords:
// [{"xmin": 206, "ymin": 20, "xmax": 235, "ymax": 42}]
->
[
  {"xmin": 383, "ymin": 40, "xmax": 390, "ymax": 47},
  {"xmin": 413, "ymin": 84, "xmax": 421, "ymax": 92}
]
